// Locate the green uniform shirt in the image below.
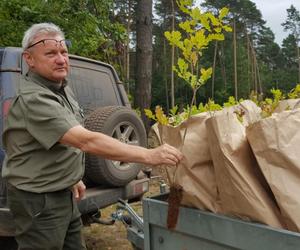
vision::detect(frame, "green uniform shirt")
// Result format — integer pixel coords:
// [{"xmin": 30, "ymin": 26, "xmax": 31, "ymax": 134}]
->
[{"xmin": 2, "ymin": 71, "xmax": 85, "ymax": 193}]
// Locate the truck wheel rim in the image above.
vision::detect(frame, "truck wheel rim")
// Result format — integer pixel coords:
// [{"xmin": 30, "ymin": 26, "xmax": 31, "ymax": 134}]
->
[{"xmin": 111, "ymin": 121, "xmax": 140, "ymax": 170}]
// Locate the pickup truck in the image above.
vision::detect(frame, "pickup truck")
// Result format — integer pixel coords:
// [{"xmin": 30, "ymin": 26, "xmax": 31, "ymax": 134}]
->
[{"xmin": 0, "ymin": 47, "xmax": 150, "ymax": 249}]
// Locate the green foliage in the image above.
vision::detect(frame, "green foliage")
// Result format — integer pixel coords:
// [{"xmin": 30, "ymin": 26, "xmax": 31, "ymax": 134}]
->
[
  {"xmin": 258, "ymin": 84, "xmax": 300, "ymax": 118},
  {"xmin": 204, "ymin": 99, "xmax": 223, "ymax": 112},
  {"xmin": 145, "ymin": 105, "xmax": 186, "ymax": 126},
  {"xmin": 147, "ymin": 83, "xmax": 300, "ymax": 128},
  {"xmin": 288, "ymin": 84, "xmax": 300, "ymax": 98},
  {"xmin": 134, "ymin": 107, "xmax": 141, "ymax": 117},
  {"xmin": 145, "ymin": 106, "xmax": 169, "ymax": 125},
  {"xmin": 223, "ymin": 96, "xmax": 237, "ymax": 107},
  {"xmin": 282, "ymin": 5, "xmax": 300, "ymax": 40},
  {"xmin": 145, "ymin": 98, "xmax": 223, "ymax": 126},
  {"xmin": 164, "ymin": 0, "xmax": 232, "ymax": 93},
  {"xmin": 271, "ymin": 88, "xmax": 284, "ymax": 101},
  {"xmin": 260, "ymin": 88, "xmax": 284, "ymax": 118},
  {"xmin": 152, "ymin": 0, "xmax": 300, "ymax": 114},
  {"xmin": 169, "ymin": 106, "xmax": 185, "ymax": 125},
  {"xmin": 0, "ymin": 0, "xmax": 126, "ymax": 64}
]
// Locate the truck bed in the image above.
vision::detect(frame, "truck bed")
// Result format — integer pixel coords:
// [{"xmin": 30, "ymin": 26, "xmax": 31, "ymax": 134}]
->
[{"xmin": 142, "ymin": 194, "xmax": 300, "ymax": 250}]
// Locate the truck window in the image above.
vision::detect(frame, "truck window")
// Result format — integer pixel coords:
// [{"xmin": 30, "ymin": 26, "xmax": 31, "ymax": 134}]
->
[{"xmin": 68, "ymin": 64, "xmax": 120, "ymax": 113}]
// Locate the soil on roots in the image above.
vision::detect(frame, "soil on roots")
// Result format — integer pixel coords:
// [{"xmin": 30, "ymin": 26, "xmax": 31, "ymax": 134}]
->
[{"xmin": 167, "ymin": 183, "xmax": 183, "ymax": 229}]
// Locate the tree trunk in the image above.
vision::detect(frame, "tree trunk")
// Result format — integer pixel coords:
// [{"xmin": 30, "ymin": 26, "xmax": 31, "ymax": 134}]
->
[
  {"xmin": 219, "ymin": 43, "xmax": 227, "ymax": 89},
  {"xmin": 246, "ymin": 30, "xmax": 251, "ymax": 95},
  {"xmin": 253, "ymin": 48, "xmax": 258, "ymax": 93},
  {"xmin": 249, "ymin": 40, "xmax": 260, "ymax": 94},
  {"xmin": 255, "ymin": 55, "xmax": 262, "ymax": 94},
  {"xmin": 250, "ymin": 45, "xmax": 255, "ymax": 92},
  {"xmin": 134, "ymin": 0, "xmax": 153, "ymax": 131},
  {"xmin": 170, "ymin": 0, "xmax": 175, "ymax": 108},
  {"xmin": 126, "ymin": 0, "xmax": 132, "ymax": 93},
  {"xmin": 211, "ymin": 41, "xmax": 218, "ymax": 99},
  {"xmin": 233, "ymin": 19, "xmax": 238, "ymax": 100},
  {"xmin": 297, "ymin": 44, "xmax": 300, "ymax": 82},
  {"xmin": 164, "ymin": 39, "xmax": 170, "ymax": 112}
]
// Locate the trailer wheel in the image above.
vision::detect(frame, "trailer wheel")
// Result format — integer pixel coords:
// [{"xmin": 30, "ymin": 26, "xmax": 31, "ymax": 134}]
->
[{"xmin": 84, "ymin": 106, "xmax": 147, "ymax": 187}]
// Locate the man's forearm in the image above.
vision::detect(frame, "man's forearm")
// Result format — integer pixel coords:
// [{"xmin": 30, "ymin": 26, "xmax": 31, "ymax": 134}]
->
[
  {"xmin": 60, "ymin": 125, "xmax": 183, "ymax": 166},
  {"xmin": 81, "ymin": 130, "xmax": 151, "ymax": 164}
]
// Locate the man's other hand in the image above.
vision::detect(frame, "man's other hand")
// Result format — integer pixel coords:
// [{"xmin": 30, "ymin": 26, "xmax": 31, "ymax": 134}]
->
[{"xmin": 72, "ymin": 180, "xmax": 86, "ymax": 201}]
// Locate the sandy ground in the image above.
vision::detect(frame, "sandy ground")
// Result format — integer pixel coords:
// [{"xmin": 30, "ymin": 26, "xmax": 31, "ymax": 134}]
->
[{"xmin": 82, "ymin": 174, "xmax": 164, "ymax": 250}]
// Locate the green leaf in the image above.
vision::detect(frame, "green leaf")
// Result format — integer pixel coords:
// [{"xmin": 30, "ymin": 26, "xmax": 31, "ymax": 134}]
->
[
  {"xmin": 214, "ymin": 27, "xmax": 222, "ymax": 33},
  {"xmin": 198, "ymin": 103, "xmax": 207, "ymax": 112},
  {"xmin": 200, "ymin": 67, "xmax": 213, "ymax": 82},
  {"xmin": 176, "ymin": 0, "xmax": 192, "ymax": 14},
  {"xmin": 207, "ymin": 13, "xmax": 220, "ymax": 26},
  {"xmin": 192, "ymin": 29, "xmax": 208, "ymax": 49},
  {"xmin": 179, "ymin": 20, "xmax": 193, "ymax": 33},
  {"xmin": 155, "ymin": 106, "xmax": 169, "ymax": 125},
  {"xmin": 223, "ymin": 25, "xmax": 233, "ymax": 32},
  {"xmin": 208, "ymin": 33, "xmax": 225, "ymax": 41},
  {"xmin": 219, "ymin": 7, "xmax": 229, "ymax": 20},
  {"xmin": 170, "ymin": 105, "xmax": 179, "ymax": 116},
  {"xmin": 177, "ymin": 58, "xmax": 188, "ymax": 73},
  {"xmin": 224, "ymin": 96, "xmax": 237, "ymax": 107},
  {"xmin": 199, "ymin": 15, "xmax": 211, "ymax": 31},
  {"xmin": 144, "ymin": 109, "xmax": 156, "ymax": 121},
  {"xmin": 191, "ymin": 7, "xmax": 202, "ymax": 21},
  {"xmin": 164, "ymin": 31, "xmax": 182, "ymax": 46},
  {"xmin": 288, "ymin": 84, "xmax": 300, "ymax": 98}
]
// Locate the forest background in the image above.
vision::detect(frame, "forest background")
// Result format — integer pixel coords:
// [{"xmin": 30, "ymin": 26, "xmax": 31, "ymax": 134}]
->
[{"xmin": 1, "ymin": 0, "xmax": 300, "ymax": 129}]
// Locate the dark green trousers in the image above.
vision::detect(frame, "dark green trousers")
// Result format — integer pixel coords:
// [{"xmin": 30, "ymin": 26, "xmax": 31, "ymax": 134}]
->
[{"xmin": 7, "ymin": 184, "xmax": 86, "ymax": 250}]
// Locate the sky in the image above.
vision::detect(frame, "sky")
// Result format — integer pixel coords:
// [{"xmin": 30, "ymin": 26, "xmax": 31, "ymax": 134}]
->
[{"xmin": 195, "ymin": 0, "xmax": 300, "ymax": 45}]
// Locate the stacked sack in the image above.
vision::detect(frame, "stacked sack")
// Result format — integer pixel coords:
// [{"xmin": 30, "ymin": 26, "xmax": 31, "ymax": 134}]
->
[
  {"xmin": 206, "ymin": 100, "xmax": 284, "ymax": 229},
  {"xmin": 150, "ymin": 97, "xmax": 300, "ymax": 232},
  {"xmin": 246, "ymin": 99, "xmax": 300, "ymax": 231}
]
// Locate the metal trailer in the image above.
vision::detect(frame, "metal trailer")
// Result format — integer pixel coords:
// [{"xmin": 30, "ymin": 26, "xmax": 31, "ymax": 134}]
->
[{"xmin": 124, "ymin": 193, "xmax": 300, "ymax": 250}]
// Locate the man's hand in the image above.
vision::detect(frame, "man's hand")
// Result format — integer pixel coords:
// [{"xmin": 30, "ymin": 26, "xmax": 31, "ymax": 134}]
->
[
  {"xmin": 148, "ymin": 144, "xmax": 183, "ymax": 166},
  {"xmin": 72, "ymin": 180, "xmax": 86, "ymax": 202}
]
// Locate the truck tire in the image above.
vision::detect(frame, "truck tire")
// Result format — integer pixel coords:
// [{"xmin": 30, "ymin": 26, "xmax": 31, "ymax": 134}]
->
[{"xmin": 84, "ymin": 106, "xmax": 147, "ymax": 187}]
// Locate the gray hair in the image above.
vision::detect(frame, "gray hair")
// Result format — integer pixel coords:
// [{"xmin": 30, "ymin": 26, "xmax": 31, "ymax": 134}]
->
[{"xmin": 22, "ymin": 23, "xmax": 65, "ymax": 50}]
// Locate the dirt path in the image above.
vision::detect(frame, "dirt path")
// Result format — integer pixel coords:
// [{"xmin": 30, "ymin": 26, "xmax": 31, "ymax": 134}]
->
[{"xmin": 83, "ymin": 177, "xmax": 163, "ymax": 250}]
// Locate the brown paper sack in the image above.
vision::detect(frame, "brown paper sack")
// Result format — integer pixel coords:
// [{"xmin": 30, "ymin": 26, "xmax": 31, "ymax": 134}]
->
[
  {"xmin": 238, "ymin": 100, "xmax": 262, "ymax": 125},
  {"xmin": 158, "ymin": 113, "xmax": 221, "ymax": 213},
  {"xmin": 246, "ymin": 109, "xmax": 300, "ymax": 232},
  {"xmin": 274, "ymin": 99, "xmax": 300, "ymax": 113},
  {"xmin": 152, "ymin": 100, "xmax": 258, "ymax": 213},
  {"xmin": 206, "ymin": 112, "xmax": 285, "ymax": 229}
]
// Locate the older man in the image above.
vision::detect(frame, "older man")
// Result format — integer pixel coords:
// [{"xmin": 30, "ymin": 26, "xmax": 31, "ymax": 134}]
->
[{"xmin": 2, "ymin": 23, "xmax": 183, "ymax": 250}]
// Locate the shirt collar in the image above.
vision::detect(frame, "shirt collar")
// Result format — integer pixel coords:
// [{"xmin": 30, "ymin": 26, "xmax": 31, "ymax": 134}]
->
[{"xmin": 26, "ymin": 71, "xmax": 68, "ymax": 91}]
